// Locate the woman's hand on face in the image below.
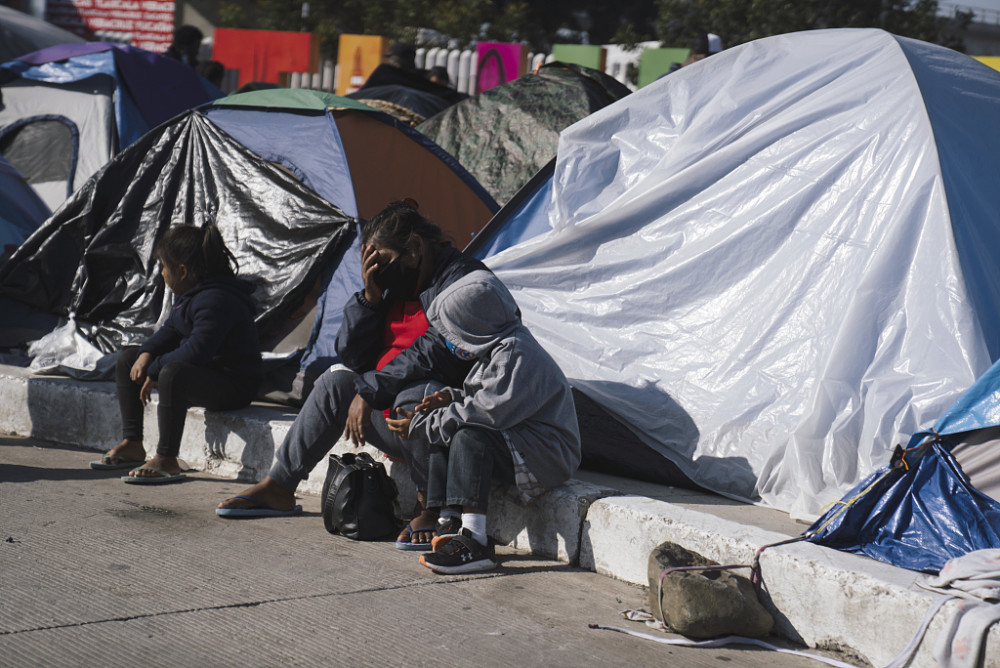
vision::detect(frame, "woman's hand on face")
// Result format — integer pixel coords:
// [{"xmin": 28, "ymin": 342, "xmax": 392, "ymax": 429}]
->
[
  {"xmin": 130, "ymin": 352, "xmax": 152, "ymax": 383},
  {"xmin": 344, "ymin": 393, "xmax": 372, "ymax": 447},
  {"xmin": 361, "ymin": 244, "xmax": 384, "ymax": 306},
  {"xmin": 386, "ymin": 408, "xmax": 414, "ymax": 437},
  {"xmin": 139, "ymin": 377, "xmax": 157, "ymax": 406}
]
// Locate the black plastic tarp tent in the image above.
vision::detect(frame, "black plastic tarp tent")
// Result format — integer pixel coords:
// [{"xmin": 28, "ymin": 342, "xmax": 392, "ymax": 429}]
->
[{"xmin": 0, "ymin": 109, "xmax": 355, "ymax": 360}]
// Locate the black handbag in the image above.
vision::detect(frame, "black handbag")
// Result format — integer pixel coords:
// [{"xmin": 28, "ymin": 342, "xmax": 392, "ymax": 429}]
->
[{"xmin": 321, "ymin": 451, "xmax": 401, "ymax": 540}]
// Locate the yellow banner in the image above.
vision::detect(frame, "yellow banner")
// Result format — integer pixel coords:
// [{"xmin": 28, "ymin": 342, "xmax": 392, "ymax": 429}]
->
[
  {"xmin": 336, "ymin": 35, "xmax": 386, "ymax": 96},
  {"xmin": 973, "ymin": 56, "xmax": 1000, "ymax": 73}
]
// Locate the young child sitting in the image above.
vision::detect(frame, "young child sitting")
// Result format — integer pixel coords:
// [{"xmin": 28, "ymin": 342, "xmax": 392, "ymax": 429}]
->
[
  {"xmin": 91, "ymin": 224, "xmax": 263, "ymax": 483},
  {"xmin": 388, "ymin": 270, "xmax": 581, "ymax": 573}
]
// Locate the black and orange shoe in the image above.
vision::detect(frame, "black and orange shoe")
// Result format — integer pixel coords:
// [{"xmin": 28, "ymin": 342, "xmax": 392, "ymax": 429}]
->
[
  {"xmin": 419, "ymin": 529, "xmax": 496, "ymax": 575},
  {"xmin": 429, "ymin": 515, "xmax": 463, "ymax": 552}
]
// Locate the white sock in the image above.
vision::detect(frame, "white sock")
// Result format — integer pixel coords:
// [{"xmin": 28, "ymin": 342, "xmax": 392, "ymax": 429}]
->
[
  {"xmin": 461, "ymin": 512, "xmax": 487, "ymax": 546},
  {"xmin": 439, "ymin": 507, "xmax": 459, "ymax": 520}
]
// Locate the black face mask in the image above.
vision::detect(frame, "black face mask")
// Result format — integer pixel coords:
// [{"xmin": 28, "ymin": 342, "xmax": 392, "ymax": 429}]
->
[{"xmin": 376, "ymin": 256, "xmax": 422, "ymax": 297}]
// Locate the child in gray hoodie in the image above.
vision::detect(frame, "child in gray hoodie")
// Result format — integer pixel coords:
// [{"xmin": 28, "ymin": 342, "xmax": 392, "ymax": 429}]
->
[{"xmin": 388, "ymin": 270, "xmax": 581, "ymax": 574}]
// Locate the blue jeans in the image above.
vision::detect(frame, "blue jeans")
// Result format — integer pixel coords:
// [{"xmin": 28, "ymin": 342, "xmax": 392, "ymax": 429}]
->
[{"xmin": 426, "ymin": 426, "xmax": 515, "ymax": 511}]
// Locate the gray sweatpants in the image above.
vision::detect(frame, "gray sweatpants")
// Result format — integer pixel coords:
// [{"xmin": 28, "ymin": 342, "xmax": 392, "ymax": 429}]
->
[{"xmin": 268, "ymin": 368, "xmax": 435, "ymax": 493}]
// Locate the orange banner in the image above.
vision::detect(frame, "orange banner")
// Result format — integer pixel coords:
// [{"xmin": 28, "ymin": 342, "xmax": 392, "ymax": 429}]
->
[{"xmin": 336, "ymin": 34, "xmax": 386, "ymax": 96}]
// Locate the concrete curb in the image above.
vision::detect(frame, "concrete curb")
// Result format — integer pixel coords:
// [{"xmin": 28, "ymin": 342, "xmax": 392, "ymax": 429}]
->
[{"xmin": 0, "ymin": 363, "xmax": 996, "ymax": 667}]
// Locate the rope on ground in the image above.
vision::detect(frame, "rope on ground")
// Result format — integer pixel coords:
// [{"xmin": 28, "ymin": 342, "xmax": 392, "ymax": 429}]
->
[
  {"xmin": 637, "ymin": 535, "xmax": 861, "ymax": 666},
  {"xmin": 588, "ymin": 622, "xmax": 861, "ymax": 668}
]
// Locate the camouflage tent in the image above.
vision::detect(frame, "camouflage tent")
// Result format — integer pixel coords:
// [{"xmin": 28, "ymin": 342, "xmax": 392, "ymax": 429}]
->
[{"xmin": 417, "ymin": 62, "xmax": 630, "ymax": 206}]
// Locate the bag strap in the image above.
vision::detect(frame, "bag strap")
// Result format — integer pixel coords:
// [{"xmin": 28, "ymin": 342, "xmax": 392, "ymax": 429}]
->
[{"xmin": 322, "ymin": 460, "xmax": 363, "ymax": 533}]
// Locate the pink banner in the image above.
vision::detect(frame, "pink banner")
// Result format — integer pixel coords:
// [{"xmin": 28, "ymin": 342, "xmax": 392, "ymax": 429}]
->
[
  {"xmin": 475, "ymin": 42, "xmax": 526, "ymax": 94},
  {"xmin": 45, "ymin": 0, "xmax": 175, "ymax": 52}
]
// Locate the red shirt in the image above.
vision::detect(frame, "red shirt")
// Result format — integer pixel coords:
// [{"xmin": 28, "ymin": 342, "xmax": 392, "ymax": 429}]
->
[
  {"xmin": 376, "ymin": 299, "xmax": 429, "ymax": 371},
  {"xmin": 375, "ymin": 298, "xmax": 429, "ymax": 420}
]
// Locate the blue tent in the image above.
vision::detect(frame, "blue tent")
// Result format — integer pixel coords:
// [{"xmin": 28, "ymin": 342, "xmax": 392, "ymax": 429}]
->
[
  {"xmin": 203, "ymin": 89, "xmax": 498, "ymax": 399},
  {"xmin": 466, "ymin": 159, "xmax": 554, "ymax": 260},
  {"xmin": 471, "ymin": 28, "xmax": 1000, "ymax": 543},
  {"xmin": 0, "ymin": 42, "xmax": 221, "ymax": 212},
  {"xmin": 0, "ymin": 88, "xmax": 498, "ymax": 388},
  {"xmin": 808, "ymin": 360, "xmax": 1000, "ymax": 572},
  {"xmin": 0, "ymin": 152, "xmax": 49, "ymax": 260}
]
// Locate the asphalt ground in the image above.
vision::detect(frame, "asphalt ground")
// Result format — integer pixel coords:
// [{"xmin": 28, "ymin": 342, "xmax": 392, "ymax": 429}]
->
[{"xmin": 1, "ymin": 436, "xmax": 853, "ymax": 667}]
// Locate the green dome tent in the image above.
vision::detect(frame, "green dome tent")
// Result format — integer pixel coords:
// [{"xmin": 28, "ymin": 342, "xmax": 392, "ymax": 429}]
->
[{"xmin": 417, "ymin": 62, "xmax": 630, "ymax": 206}]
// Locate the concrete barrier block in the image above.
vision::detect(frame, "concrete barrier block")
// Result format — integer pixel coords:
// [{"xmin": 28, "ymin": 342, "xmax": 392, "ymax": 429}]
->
[
  {"xmin": 0, "ymin": 366, "xmax": 32, "ymax": 435},
  {"xmin": 580, "ymin": 496, "xmax": 775, "ymax": 581},
  {"xmin": 487, "ymin": 479, "xmax": 620, "ymax": 564},
  {"xmin": 175, "ymin": 405, "xmax": 296, "ymax": 481},
  {"xmin": 2, "ymin": 369, "xmax": 121, "ymax": 447},
  {"xmin": 579, "ymin": 495, "xmax": 1000, "ymax": 668}
]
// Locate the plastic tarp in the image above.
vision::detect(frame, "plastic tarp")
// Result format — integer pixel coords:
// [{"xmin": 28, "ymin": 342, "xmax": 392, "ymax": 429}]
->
[
  {"xmin": 198, "ymin": 89, "xmax": 498, "ymax": 401},
  {"xmin": 808, "ymin": 358, "xmax": 1000, "ymax": 572},
  {"xmin": 0, "ymin": 110, "xmax": 355, "ymax": 362},
  {"xmin": 484, "ymin": 29, "xmax": 1000, "ymax": 520},
  {"xmin": 418, "ymin": 62, "xmax": 630, "ymax": 206},
  {"xmin": 204, "ymin": 103, "xmax": 364, "ymax": 392}
]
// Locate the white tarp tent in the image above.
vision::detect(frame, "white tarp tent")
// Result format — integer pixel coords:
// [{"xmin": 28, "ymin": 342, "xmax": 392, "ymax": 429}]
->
[{"xmin": 485, "ymin": 28, "xmax": 1000, "ymax": 520}]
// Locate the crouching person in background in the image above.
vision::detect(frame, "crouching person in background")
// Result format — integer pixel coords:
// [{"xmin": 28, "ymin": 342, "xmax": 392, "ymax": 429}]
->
[{"xmin": 388, "ymin": 271, "xmax": 581, "ymax": 574}]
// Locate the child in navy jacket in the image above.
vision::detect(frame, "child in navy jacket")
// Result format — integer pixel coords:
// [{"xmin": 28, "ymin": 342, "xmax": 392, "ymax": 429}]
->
[{"xmin": 91, "ymin": 224, "xmax": 262, "ymax": 483}]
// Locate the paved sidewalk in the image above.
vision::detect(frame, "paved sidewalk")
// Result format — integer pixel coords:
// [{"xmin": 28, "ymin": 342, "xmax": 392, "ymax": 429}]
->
[
  {"xmin": 1, "ymin": 364, "xmax": 997, "ymax": 667},
  {"xmin": 2, "ymin": 437, "xmax": 848, "ymax": 668}
]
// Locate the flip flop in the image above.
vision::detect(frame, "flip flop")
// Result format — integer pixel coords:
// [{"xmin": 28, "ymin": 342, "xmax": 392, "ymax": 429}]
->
[
  {"xmin": 395, "ymin": 523, "xmax": 434, "ymax": 551},
  {"xmin": 121, "ymin": 466, "xmax": 187, "ymax": 485},
  {"xmin": 216, "ymin": 495, "xmax": 303, "ymax": 518},
  {"xmin": 90, "ymin": 453, "xmax": 146, "ymax": 470}
]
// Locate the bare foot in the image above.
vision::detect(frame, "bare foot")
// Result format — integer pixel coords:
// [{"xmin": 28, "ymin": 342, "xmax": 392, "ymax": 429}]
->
[
  {"xmin": 127, "ymin": 454, "xmax": 182, "ymax": 478},
  {"xmin": 398, "ymin": 494, "xmax": 438, "ymax": 545},
  {"xmin": 217, "ymin": 476, "xmax": 298, "ymax": 512},
  {"xmin": 104, "ymin": 439, "xmax": 147, "ymax": 464}
]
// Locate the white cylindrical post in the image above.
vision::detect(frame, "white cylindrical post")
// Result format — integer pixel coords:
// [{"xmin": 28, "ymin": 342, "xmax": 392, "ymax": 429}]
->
[
  {"xmin": 322, "ymin": 60, "xmax": 335, "ymax": 92},
  {"xmin": 425, "ymin": 47, "xmax": 440, "ymax": 72},
  {"xmin": 457, "ymin": 50, "xmax": 473, "ymax": 94},
  {"xmin": 446, "ymin": 49, "xmax": 460, "ymax": 83}
]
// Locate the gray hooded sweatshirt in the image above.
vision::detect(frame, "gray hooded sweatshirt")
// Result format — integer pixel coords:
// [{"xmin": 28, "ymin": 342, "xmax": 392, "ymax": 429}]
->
[{"xmin": 408, "ymin": 271, "xmax": 581, "ymax": 498}]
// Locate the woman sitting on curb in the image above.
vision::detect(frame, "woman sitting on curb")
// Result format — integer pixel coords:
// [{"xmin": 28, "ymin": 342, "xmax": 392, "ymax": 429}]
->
[{"xmin": 216, "ymin": 201, "xmax": 491, "ymax": 550}]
